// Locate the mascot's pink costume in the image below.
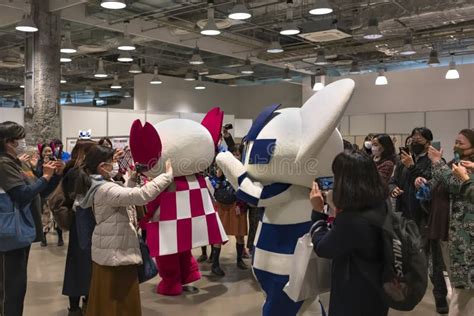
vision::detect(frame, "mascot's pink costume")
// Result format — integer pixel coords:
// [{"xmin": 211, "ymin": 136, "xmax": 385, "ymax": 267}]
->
[{"xmin": 130, "ymin": 108, "xmax": 229, "ymax": 296}]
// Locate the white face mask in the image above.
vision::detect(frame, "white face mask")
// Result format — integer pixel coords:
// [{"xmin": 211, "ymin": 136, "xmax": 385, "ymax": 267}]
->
[
  {"xmin": 15, "ymin": 139, "xmax": 27, "ymax": 156},
  {"xmin": 364, "ymin": 141, "xmax": 372, "ymax": 150},
  {"xmin": 107, "ymin": 162, "xmax": 120, "ymax": 179}
]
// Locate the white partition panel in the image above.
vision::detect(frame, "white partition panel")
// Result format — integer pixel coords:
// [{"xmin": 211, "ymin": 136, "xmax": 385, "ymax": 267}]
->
[
  {"xmin": 0, "ymin": 108, "xmax": 24, "ymax": 125},
  {"xmin": 179, "ymin": 112, "xmax": 205, "ymax": 122},
  {"xmin": 62, "ymin": 107, "xmax": 107, "ymax": 145},
  {"xmin": 235, "ymin": 119, "xmax": 253, "ymax": 138},
  {"xmin": 426, "ymin": 110, "xmax": 469, "ymax": 161},
  {"xmin": 108, "ymin": 109, "xmax": 146, "ymax": 136},
  {"xmin": 350, "ymin": 114, "xmax": 385, "ymax": 135},
  {"xmin": 338, "ymin": 116, "xmax": 350, "ymax": 135},
  {"xmin": 470, "ymin": 110, "xmax": 474, "ymax": 128},
  {"xmin": 146, "ymin": 112, "xmax": 179, "ymax": 125},
  {"xmin": 386, "ymin": 112, "xmax": 425, "ymax": 134}
]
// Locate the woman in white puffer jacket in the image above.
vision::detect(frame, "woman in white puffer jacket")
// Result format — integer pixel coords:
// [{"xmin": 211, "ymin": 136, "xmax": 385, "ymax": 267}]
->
[{"xmin": 75, "ymin": 145, "xmax": 173, "ymax": 316}]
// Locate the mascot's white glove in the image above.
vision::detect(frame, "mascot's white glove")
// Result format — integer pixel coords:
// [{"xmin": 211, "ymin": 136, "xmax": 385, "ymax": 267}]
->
[{"xmin": 216, "ymin": 151, "xmax": 246, "ymax": 190}]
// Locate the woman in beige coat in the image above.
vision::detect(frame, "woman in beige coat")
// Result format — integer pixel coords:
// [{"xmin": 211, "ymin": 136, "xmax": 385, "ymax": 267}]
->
[{"xmin": 75, "ymin": 145, "xmax": 173, "ymax": 316}]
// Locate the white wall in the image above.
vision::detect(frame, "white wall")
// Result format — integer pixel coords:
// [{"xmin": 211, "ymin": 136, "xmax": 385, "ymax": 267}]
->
[
  {"xmin": 0, "ymin": 108, "xmax": 24, "ymax": 125},
  {"xmin": 134, "ymin": 74, "xmax": 302, "ymax": 119}
]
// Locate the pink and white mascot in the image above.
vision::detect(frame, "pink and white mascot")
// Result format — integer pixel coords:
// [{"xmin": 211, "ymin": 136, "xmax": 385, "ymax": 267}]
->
[{"xmin": 130, "ymin": 107, "xmax": 229, "ymax": 296}]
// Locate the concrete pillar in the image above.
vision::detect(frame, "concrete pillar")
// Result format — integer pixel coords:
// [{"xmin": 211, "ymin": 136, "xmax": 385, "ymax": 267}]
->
[{"xmin": 24, "ymin": 0, "xmax": 61, "ymax": 145}]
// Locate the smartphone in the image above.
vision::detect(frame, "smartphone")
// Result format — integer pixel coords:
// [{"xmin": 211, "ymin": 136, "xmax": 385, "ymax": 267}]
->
[
  {"xmin": 399, "ymin": 146, "xmax": 410, "ymax": 155},
  {"xmin": 316, "ymin": 177, "xmax": 334, "ymax": 191},
  {"xmin": 454, "ymin": 152, "xmax": 461, "ymax": 164},
  {"xmin": 118, "ymin": 149, "xmax": 133, "ymax": 173},
  {"xmin": 432, "ymin": 141, "xmax": 441, "ymax": 151}
]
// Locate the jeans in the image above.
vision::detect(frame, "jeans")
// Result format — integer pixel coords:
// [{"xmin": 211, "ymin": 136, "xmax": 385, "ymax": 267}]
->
[{"xmin": 0, "ymin": 246, "xmax": 31, "ymax": 316}]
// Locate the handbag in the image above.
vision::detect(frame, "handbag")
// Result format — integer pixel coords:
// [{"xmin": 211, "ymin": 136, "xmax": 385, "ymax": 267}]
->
[
  {"xmin": 0, "ymin": 187, "xmax": 36, "ymax": 251},
  {"xmin": 75, "ymin": 205, "xmax": 96, "ymax": 251},
  {"xmin": 283, "ymin": 232, "xmax": 332, "ymax": 303},
  {"xmin": 47, "ymin": 183, "xmax": 73, "ymax": 231},
  {"xmin": 137, "ymin": 235, "xmax": 158, "ymax": 283},
  {"xmin": 214, "ymin": 179, "xmax": 237, "ymax": 205}
]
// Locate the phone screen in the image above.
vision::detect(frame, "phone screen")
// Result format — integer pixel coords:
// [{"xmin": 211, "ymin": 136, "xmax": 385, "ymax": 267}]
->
[
  {"xmin": 432, "ymin": 141, "xmax": 441, "ymax": 151},
  {"xmin": 316, "ymin": 177, "xmax": 334, "ymax": 191}
]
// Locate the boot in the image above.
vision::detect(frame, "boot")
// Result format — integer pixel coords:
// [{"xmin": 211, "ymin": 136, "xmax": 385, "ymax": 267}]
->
[
  {"xmin": 197, "ymin": 246, "xmax": 208, "ymax": 263},
  {"xmin": 41, "ymin": 232, "xmax": 47, "ymax": 247},
  {"xmin": 211, "ymin": 247, "xmax": 225, "ymax": 276},
  {"xmin": 57, "ymin": 228, "xmax": 64, "ymax": 247},
  {"xmin": 236, "ymin": 243, "xmax": 248, "ymax": 270},
  {"xmin": 435, "ymin": 297, "xmax": 449, "ymax": 314},
  {"xmin": 67, "ymin": 308, "xmax": 82, "ymax": 316}
]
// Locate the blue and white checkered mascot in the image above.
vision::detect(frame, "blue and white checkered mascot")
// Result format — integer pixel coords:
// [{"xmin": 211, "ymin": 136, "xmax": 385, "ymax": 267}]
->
[{"xmin": 216, "ymin": 79, "xmax": 355, "ymax": 316}]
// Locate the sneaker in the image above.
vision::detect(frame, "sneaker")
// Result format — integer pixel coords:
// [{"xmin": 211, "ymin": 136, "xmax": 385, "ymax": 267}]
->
[
  {"xmin": 40, "ymin": 239, "xmax": 47, "ymax": 247},
  {"xmin": 211, "ymin": 265, "xmax": 225, "ymax": 277},
  {"xmin": 237, "ymin": 260, "xmax": 248, "ymax": 270},
  {"xmin": 197, "ymin": 254, "xmax": 208, "ymax": 263}
]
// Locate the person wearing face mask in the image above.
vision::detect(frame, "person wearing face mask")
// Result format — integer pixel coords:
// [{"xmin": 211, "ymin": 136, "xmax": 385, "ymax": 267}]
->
[
  {"xmin": 363, "ymin": 133, "xmax": 375, "ymax": 156},
  {"xmin": 371, "ymin": 134, "xmax": 396, "ymax": 184},
  {"xmin": 0, "ymin": 121, "xmax": 57, "ymax": 316},
  {"xmin": 418, "ymin": 129, "xmax": 474, "ymax": 315},
  {"xmin": 74, "ymin": 145, "xmax": 173, "ymax": 316}
]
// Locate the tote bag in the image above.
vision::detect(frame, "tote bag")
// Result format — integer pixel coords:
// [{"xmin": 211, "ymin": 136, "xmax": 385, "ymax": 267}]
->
[
  {"xmin": 284, "ymin": 233, "xmax": 332, "ymax": 302},
  {"xmin": 138, "ymin": 235, "xmax": 158, "ymax": 283}
]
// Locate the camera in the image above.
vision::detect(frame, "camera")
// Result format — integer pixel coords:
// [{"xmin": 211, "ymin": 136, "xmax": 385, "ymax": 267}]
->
[
  {"xmin": 223, "ymin": 123, "xmax": 233, "ymax": 130},
  {"xmin": 135, "ymin": 163, "xmax": 149, "ymax": 174}
]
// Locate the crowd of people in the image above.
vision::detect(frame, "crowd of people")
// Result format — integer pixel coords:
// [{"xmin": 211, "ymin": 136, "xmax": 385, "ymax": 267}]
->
[{"xmin": 1, "ymin": 120, "xmax": 473, "ymax": 316}]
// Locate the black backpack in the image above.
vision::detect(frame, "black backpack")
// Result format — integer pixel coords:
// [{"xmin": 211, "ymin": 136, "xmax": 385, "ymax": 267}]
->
[
  {"xmin": 214, "ymin": 179, "xmax": 237, "ymax": 205},
  {"xmin": 356, "ymin": 202, "xmax": 428, "ymax": 311}
]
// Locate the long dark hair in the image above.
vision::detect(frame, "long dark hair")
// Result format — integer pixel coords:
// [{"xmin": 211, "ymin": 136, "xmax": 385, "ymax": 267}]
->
[
  {"xmin": 373, "ymin": 134, "xmax": 396, "ymax": 162},
  {"xmin": 459, "ymin": 129, "xmax": 474, "ymax": 148},
  {"xmin": 0, "ymin": 121, "xmax": 25, "ymax": 153},
  {"xmin": 74, "ymin": 145, "xmax": 115, "ymax": 195},
  {"xmin": 332, "ymin": 151, "xmax": 388, "ymax": 212}
]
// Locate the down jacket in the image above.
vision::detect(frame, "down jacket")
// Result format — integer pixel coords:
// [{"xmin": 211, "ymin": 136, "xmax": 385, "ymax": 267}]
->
[{"xmin": 79, "ymin": 173, "xmax": 173, "ymax": 267}]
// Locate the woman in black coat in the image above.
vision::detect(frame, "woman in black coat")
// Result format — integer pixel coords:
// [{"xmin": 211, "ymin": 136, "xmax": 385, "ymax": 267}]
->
[{"xmin": 310, "ymin": 151, "xmax": 389, "ymax": 316}]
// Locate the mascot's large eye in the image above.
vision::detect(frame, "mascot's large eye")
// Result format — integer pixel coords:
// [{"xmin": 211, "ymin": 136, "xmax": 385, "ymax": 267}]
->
[{"xmin": 248, "ymin": 139, "xmax": 276, "ymax": 165}]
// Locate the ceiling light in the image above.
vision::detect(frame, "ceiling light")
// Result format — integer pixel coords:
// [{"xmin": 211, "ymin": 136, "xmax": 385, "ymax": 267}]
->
[
  {"xmin": 94, "ymin": 58, "xmax": 108, "ymax": 78},
  {"xmin": 309, "ymin": 0, "xmax": 333, "ymax": 15},
  {"xmin": 267, "ymin": 41, "xmax": 284, "ymax": 54},
  {"xmin": 190, "ymin": 47, "xmax": 204, "ymax": 65},
  {"xmin": 241, "ymin": 58, "xmax": 254, "ymax": 74},
  {"xmin": 150, "ymin": 66, "xmax": 163, "ymax": 85},
  {"xmin": 124, "ymin": 91, "xmax": 131, "ymax": 98},
  {"xmin": 228, "ymin": 79, "xmax": 237, "ymax": 87},
  {"xmin": 375, "ymin": 68, "xmax": 388, "ymax": 85},
  {"xmin": 118, "ymin": 21, "xmax": 136, "ymax": 51},
  {"xmin": 195, "ymin": 76, "xmax": 206, "ymax": 90},
  {"xmin": 364, "ymin": 17, "xmax": 383, "ymax": 40},
  {"xmin": 129, "ymin": 62, "xmax": 142, "ymax": 74},
  {"xmin": 428, "ymin": 49, "xmax": 440, "ymax": 66},
  {"xmin": 20, "ymin": 84, "xmax": 25, "ymax": 89},
  {"xmin": 60, "ymin": 55, "xmax": 72, "ymax": 63},
  {"xmin": 16, "ymin": 16, "xmax": 38, "ymax": 33},
  {"xmin": 315, "ymin": 49, "xmax": 329, "ymax": 65},
  {"xmin": 198, "ymin": 67, "xmax": 209, "ymax": 75},
  {"xmin": 184, "ymin": 69, "xmax": 196, "ymax": 81},
  {"xmin": 117, "ymin": 52, "xmax": 133, "ymax": 62},
  {"xmin": 313, "ymin": 69, "xmax": 326, "ymax": 91},
  {"xmin": 400, "ymin": 34, "xmax": 416, "ymax": 56},
  {"xmin": 60, "ymin": 30, "xmax": 76, "ymax": 54},
  {"xmin": 280, "ymin": 21, "xmax": 300, "ymax": 36},
  {"xmin": 349, "ymin": 60, "xmax": 361, "ymax": 74},
  {"xmin": 111, "ymin": 74, "xmax": 122, "ymax": 89},
  {"xmin": 101, "ymin": 0, "xmax": 126, "ymax": 9},
  {"xmin": 60, "ymin": 76, "xmax": 67, "ymax": 84},
  {"xmin": 201, "ymin": 8, "xmax": 221, "ymax": 36},
  {"xmin": 65, "ymin": 93, "xmax": 72, "ymax": 103},
  {"xmin": 283, "ymin": 66, "xmax": 292, "ymax": 81},
  {"xmin": 446, "ymin": 54, "xmax": 459, "ymax": 80},
  {"xmin": 229, "ymin": 2, "xmax": 252, "ymax": 20}
]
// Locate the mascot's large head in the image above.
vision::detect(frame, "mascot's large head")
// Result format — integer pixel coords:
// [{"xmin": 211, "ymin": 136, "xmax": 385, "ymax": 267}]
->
[
  {"xmin": 241, "ymin": 79, "xmax": 355, "ymax": 188},
  {"xmin": 129, "ymin": 107, "xmax": 224, "ymax": 177}
]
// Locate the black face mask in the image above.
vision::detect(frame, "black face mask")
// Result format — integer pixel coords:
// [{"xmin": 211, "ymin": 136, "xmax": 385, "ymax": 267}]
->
[{"xmin": 410, "ymin": 143, "xmax": 426, "ymax": 155}]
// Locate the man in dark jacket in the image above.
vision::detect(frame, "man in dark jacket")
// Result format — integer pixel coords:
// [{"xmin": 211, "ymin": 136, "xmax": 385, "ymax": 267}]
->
[{"xmin": 388, "ymin": 127, "xmax": 449, "ymax": 314}]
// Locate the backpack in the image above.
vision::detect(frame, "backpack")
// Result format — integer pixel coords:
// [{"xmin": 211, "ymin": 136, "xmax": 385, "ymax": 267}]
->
[
  {"xmin": 0, "ymin": 187, "xmax": 36, "ymax": 251},
  {"xmin": 355, "ymin": 202, "xmax": 428, "ymax": 311},
  {"xmin": 214, "ymin": 179, "xmax": 237, "ymax": 205}
]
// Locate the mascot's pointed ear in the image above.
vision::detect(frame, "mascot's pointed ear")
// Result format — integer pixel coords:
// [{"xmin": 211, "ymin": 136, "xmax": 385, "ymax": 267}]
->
[
  {"xmin": 129, "ymin": 120, "xmax": 162, "ymax": 167},
  {"xmin": 37, "ymin": 144, "xmax": 43, "ymax": 155},
  {"xmin": 202, "ymin": 107, "xmax": 224, "ymax": 147},
  {"xmin": 295, "ymin": 79, "xmax": 355, "ymax": 163}
]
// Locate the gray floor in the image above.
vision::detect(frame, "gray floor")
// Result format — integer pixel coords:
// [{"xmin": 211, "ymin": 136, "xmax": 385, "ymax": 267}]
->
[{"xmin": 24, "ymin": 233, "xmax": 446, "ymax": 316}]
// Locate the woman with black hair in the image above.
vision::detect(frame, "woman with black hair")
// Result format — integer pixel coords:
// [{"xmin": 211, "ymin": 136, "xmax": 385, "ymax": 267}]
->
[
  {"xmin": 0, "ymin": 121, "xmax": 57, "ymax": 315},
  {"xmin": 309, "ymin": 151, "xmax": 389, "ymax": 316},
  {"xmin": 371, "ymin": 134, "xmax": 396, "ymax": 184},
  {"xmin": 74, "ymin": 145, "xmax": 173, "ymax": 316}
]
